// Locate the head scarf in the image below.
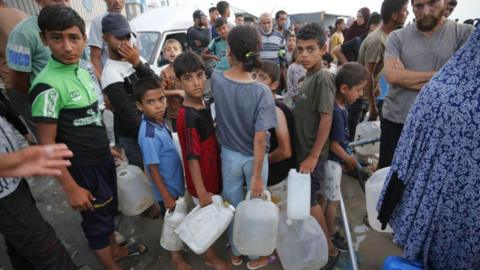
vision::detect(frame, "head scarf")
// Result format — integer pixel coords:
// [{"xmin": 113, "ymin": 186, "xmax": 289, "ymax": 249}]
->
[{"xmin": 344, "ymin": 7, "xmax": 371, "ymax": 42}]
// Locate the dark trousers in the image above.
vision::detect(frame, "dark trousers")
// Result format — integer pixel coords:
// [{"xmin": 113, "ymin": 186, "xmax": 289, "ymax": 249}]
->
[
  {"xmin": 0, "ymin": 180, "xmax": 75, "ymax": 270},
  {"xmin": 347, "ymin": 99, "xmax": 369, "ymax": 141},
  {"xmin": 377, "ymin": 118, "xmax": 404, "ymax": 169}
]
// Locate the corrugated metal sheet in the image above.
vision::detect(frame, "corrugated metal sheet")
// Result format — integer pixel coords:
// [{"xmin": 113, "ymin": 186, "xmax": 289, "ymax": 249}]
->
[{"xmin": 5, "ymin": 0, "xmax": 107, "ymax": 29}]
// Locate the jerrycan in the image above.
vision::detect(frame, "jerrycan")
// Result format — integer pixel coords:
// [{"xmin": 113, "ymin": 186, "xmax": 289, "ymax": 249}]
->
[
  {"xmin": 287, "ymin": 169, "xmax": 311, "ymax": 220},
  {"xmin": 116, "ymin": 164, "xmax": 155, "ymax": 216},
  {"xmin": 365, "ymin": 167, "xmax": 393, "ymax": 232},
  {"xmin": 160, "ymin": 197, "xmax": 187, "ymax": 251},
  {"xmin": 354, "ymin": 120, "xmax": 381, "ymax": 156},
  {"xmin": 175, "ymin": 195, "xmax": 234, "ymax": 254},
  {"xmin": 233, "ymin": 191, "xmax": 279, "ymax": 256}
]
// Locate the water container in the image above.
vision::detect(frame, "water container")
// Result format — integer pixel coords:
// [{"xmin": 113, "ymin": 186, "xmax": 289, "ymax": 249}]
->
[
  {"xmin": 233, "ymin": 191, "xmax": 279, "ymax": 256},
  {"xmin": 276, "ymin": 211, "xmax": 328, "ymax": 270},
  {"xmin": 287, "ymin": 169, "xmax": 311, "ymax": 220},
  {"xmin": 365, "ymin": 167, "xmax": 393, "ymax": 232},
  {"xmin": 382, "ymin": 256, "xmax": 423, "ymax": 270},
  {"xmin": 354, "ymin": 120, "xmax": 381, "ymax": 156},
  {"xmin": 160, "ymin": 197, "xmax": 187, "ymax": 251},
  {"xmin": 175, "ymin": 195, "xmax": 234, "ymax": 254},
  {"xmin": 268, "ymin": 179, "xmax": 287, "ymax": 205},
  {"xmin": 116, "ymin": 165, "xmax": 155, "ymax": 216}
]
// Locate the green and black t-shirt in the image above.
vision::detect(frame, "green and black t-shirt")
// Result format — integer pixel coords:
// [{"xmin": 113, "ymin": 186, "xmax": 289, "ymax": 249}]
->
[{"xmin": 29, "ymin": 57, "xmax": 109, "ymax": 166}]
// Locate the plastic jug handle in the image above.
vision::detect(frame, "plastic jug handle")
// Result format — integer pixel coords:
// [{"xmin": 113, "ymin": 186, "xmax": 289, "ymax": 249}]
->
[{"xmin": 245, "ymin": 190, "xmax": 272, "ymax": 201}]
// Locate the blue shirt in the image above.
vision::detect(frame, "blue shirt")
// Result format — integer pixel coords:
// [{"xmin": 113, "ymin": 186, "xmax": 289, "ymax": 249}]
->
[
  {"xmin": 328, "ymin": 103, "xmax": 349, "ymax": 163},
  {"xmin": 138, "ymin": 116, "xmax": 185, "ymax": 202},
  {"xmin": 208, "ymin": 37, "xmax": 230, "ymax": 71}
]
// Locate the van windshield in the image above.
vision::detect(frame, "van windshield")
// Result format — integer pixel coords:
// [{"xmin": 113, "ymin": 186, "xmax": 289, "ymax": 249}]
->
[{"xmin": 137, "ymin": 32, "xmax": 160, "ymax": 64}]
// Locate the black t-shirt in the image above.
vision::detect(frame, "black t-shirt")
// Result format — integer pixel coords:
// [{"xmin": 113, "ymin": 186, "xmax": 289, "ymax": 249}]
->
[
  {"xmin": 328, "ymin": 104, "xmax": 349, "ymax": 163},
  {"xmin": 268, "ymin": 100, "xmax": 296, "ymax": 186},
  {"xmin": 187, "ymin": 25, "xmax": 211, "ymax": 55},
  {"xmin": 340, "ymin": 34, "xmax": 366, "ymax": 62}
]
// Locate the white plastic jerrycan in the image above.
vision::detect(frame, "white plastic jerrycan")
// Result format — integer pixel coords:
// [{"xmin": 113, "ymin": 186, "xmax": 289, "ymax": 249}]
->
[
  {"xmin": 354, "ymin": 120, "xmax": 381, "ymax": 156},
  {"xmin": 160, "ymin": 197, "xmax": 187, "ymax": 251},
  {"xmin": 175, "ymin": 195, "xmax": 235, "ymax": 254},
  {"xmin": 365, "ymin": 167, "xmax": 393, "ymax": 233},
  {"xmin": 276, "ymin": 211, "xmax": 328, "ymax": 270},
  {"xmin": 287, "ymin": 169, "xmax": 311, "ymax": 220},
  {"xmin": 233, "ymin": 191, "xmax": 279, "ymax": 256},
  {"xmin": 116, "ymin": 165, "xmax": 155, "ymax": 216}
]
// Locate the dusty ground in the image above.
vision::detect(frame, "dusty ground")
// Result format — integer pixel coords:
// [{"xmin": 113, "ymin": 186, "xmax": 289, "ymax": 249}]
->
[{"xmin": 0, "ymin": 173, "xmax": 401, "ymax": 270}]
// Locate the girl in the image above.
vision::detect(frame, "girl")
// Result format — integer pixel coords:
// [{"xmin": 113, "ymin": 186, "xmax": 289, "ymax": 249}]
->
[{"xmin": 211, "ymin": 25, "xmax": 277, "ymax": 266}]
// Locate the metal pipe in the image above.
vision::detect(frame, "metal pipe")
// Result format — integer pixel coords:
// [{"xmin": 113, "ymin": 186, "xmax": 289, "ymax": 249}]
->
[{"xmin": 339, "ymin": 189, "xmax": 359, "ymax": 270}]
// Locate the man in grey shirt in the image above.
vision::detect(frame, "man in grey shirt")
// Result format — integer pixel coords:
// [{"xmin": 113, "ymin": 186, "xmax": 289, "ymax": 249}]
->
[{"xmin": 378, "ymin": 0, "xmax": 474, "ymax": 169}]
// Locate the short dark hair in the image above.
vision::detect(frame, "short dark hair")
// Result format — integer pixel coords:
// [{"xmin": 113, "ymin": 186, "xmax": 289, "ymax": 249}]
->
[
  {"xmin": 335, "ymin": 62, "xmax": 369, "ymax": 90},
  {"xmin": 173, "ymin": 51, "xmax": 206, "ymax": 78},
  {"xmin": 235, "ymin": 14, "xmax": 244, "ymax": 19},
  {"xmin": 134, "ymin": 77, "xmax": 163, "ymax": 102},
  {"xmin": 322, "ymin": 52, "xmax": 334, "ymax": 64},
  {"xmin": 447, "ymin": 0, "xmax": 458, "ymax": 6},
  {"xmin": 215, "ymin": 17, "xmax": 228, "ymax": 29},
  {"xmin": 38, "ymin": 5, "xmax": 85, "ymax": 35},
  {"xmin": 275, "ymin": 10, "xmax": 288, "ymax": 20},
  {"xmin": 227, "ymin": 25, "xmax": 262, "ymax": 72},
  {"xmin": 296, "ymin": 23, "xmax": 327, "ymax": 47},
  {"xmin": 287, "ymin": 32, "xmax": 296, "ymax": 39},
  {"xmin": 381, "ymin": 0, "xmax": 408, "ymax": 24},
  {"xmin": 209, "ymin": 6, "xmax": 218, "ymax": 13},
  {"xmin": 216, "ymin": 1, "xmax": 229, "ymax": 16},
  {"xmin": 368, "ymin": 12, "xmax": 382, "ymax": 29},
  {"xmin": 258, "ymin": 61, "xmax": 280, "ymax": 83}
]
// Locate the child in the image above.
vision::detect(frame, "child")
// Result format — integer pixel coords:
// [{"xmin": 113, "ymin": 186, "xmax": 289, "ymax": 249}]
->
[
  {"xmin": 211, "ymin": 25, "xmax": 277, "ymax": 266},
  {"xmin": 30, "ymin": 6, "xmax": 146, "ymax": 269},
  {"xmin": 321, "ymin": 63, "xmax": 368, "ymax": 254},
  {"xmin": 202, "ymin": 17, "xmax": 231, "ymax": 71},
  {"xmin": 247, "ymin": 60, "xmax": 296, "ymax": 269},
  {"xmin": 293, "ymin": 22, "xmax": 339, "ymax": 267},
  {"xmin": 285, "ymin": 48, "xmax": 306, "ymax": 108},
  {"xmin": 134, "ymin": 78, "xmax": 190, "ymax": 270},
  {"xmin": 159, "ymin": 39, "xmax": 185, "ymax": 131},
  {"xmin": 174, "ymin": 51, "xmax": 231, "ymax": 270},
  {"xmin": 286, "ymin": 33, "xmax": 296, "ymax": 65},
  {"xmin": 101, "ymin": 13, "xmax": 157, "ymax": 168}
]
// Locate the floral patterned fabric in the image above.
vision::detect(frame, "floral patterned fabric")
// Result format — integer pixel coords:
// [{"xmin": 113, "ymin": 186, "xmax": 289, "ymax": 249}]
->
[{"xmin": 378, "ymin": 26, "xmax": 480, "ymax": 270}]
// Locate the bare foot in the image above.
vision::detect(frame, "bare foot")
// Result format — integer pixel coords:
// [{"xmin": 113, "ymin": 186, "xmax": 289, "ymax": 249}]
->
[
  {"xmin": 113, "ymin": 242, "xmax": 147, "ymax": 261},
  {"xmin": 204, "ymin": 250, "xmax": 231, "ymax": 270},
  {"xmin": 171, "ymin": 251, "xmax": 192, "ymax": 270},
  {"xmin": 247, "ymin": 256, "xmax": 270, "ymax": 269}
]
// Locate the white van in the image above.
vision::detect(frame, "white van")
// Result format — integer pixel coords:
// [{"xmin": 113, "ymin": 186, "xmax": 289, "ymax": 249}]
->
[{"xmin": 131, "ymin": 5, "xmax": 200, "ymax": 74}]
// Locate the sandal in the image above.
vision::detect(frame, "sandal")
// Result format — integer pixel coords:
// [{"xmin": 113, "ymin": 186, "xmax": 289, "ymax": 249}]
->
[
  {"xmin": 230, "ymin": 253, "xmax": 243, "ymax": 266},
  {"xmin": 246, "ymin": 255, "xmax": 277, "ymax": 270},
  {"xmin": 115, "ymin": 242, "xmax": 148, "ymax": 261}
]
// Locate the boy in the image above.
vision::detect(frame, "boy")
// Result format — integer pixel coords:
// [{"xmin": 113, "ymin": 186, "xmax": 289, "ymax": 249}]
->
[
  {"xmin": 321, "ymin": 63, "xmax": 367, "ymax": 254},
  {"xmin": 202, "ymin": 17, "xmax": 230, "ymax": 71},
  {"xmin": 247, "ymin": 60, "xmax": 296, "ymax": 269},
  {"xmin": 286, "ymin": 33, "xmax": 296, "ymax": 65},
  {"xmin": 159, "ymin": 39, "xmax": 185, "ymax": 131},
  {"xmin": 134, "ymin": 78, "xmax": 189, "ymax": 270},
  {"xmin": 30, "ymin": 6, "xmax": 146, "ymax": 270},
  {"xmin": 174, "ymin": 51, "xmax": 230, "ymax": 270},
  {"xmin": 293, "ymin": 22, "xmax": 339, "ymax": 268},
  {"xmin": 101, "ymin": 13, "xmax": 157, "ymax": 168}
]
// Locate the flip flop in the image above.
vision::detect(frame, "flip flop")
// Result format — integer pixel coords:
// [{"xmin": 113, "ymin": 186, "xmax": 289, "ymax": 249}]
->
[
  {"xmin": 115, "ymin": 242, "xmax": 148, "ymax": 261},
  {"xmin": 246, "ymin": 255, "xmax": 277, "ymax": 270}
]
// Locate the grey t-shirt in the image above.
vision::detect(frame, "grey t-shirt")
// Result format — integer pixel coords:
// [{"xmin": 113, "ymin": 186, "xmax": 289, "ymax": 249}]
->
[
  {"xmin": 212, "ymin": 70, "xmax": 277, "ymax": 156},
  {"xmin": 0, "ymin": 116, "xmax": 22, "ymax": 199},
  {"xmin": 382, "ymin": 20, "xmax": 474, "ymax": 124}
]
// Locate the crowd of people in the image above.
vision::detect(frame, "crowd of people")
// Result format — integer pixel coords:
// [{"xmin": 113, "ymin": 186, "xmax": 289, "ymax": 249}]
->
[{"xmin": 0, "ymin": 0, "xmax": 478, "ymax": 269}]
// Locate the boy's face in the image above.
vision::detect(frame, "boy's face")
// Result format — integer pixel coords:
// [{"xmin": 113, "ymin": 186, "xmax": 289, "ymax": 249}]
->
[
  {"xmin": 296, "ymin": 38, "xmax": 326, "ymax": 71},
  {"xmin": 164, "ymin": 42, "xmax": 182, "ymax": 63},
  {"xmin": 253, "ymin": 69, "xmax": 276, "ymax": 91},
  {"xmin": 343, "ymin": 80, "xmax": 366, "ymax": 105},
  {"xmin": 179, "ymin": 70, "xmax": 206, "ymax": 99},
  {"xmin": 217, "ymin": 24, "xmax": 230, "ymax": 40},
  {"xmin": 287, "ymin": 36, "xmax": 296, "ymax": 50},
  {"xmin": 235, "ymin": 16, "xmax": 244, "ymax": 26},
  {"xmin": 41, "ymin": 26, "xmax": 86, "ymax": 65},
  {"xmin": 136, "ymin": 89, "xmax": 167, "ymax": 123}
]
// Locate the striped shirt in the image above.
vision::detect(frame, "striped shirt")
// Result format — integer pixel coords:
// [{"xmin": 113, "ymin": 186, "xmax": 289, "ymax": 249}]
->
[{"xmin": 260, "ymin": 30, "xmax": 286, "ymax": 65}]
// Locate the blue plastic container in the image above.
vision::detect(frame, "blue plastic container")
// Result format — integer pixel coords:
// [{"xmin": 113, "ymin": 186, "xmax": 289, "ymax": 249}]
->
[{"xmin": 382, "ymin": 256, "xmax": 423, "ymax": 270}]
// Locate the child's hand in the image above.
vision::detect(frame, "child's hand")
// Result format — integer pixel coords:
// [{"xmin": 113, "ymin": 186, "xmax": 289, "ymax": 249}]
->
[
  {"xmin": 250, "ymin": 175, "xmax": 264, "ymax": 197},
  {"xmin": 118, "ymin": 41, "xmax": 140, "ymax": 67},
  {"xmin": 198, "ymin": 192, "xmax": 213, "ymax": 207},
  {"xmin": 164, "ymin": 196, "xmax": 176, "ymax": 211},
  {"xmin": 66, "ymin": 186, "xmax": 96, "ymax": 211},
  {"xmin": 299, "ymin": 155, "xmax": 318, "ymax": 174},
  {"xmin": 344, "ymin": 156, "xmax": 357, "ymax": 172}
]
